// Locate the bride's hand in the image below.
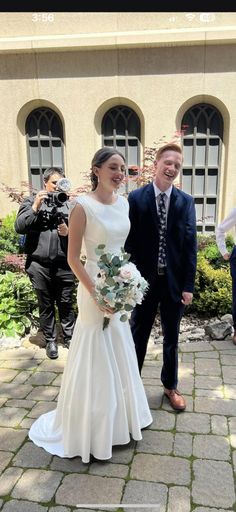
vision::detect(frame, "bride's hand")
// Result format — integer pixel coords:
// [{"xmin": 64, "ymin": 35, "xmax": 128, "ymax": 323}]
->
[{"xmin": 90, "ymin": 288, "xmax": 115, "ymax": 314}]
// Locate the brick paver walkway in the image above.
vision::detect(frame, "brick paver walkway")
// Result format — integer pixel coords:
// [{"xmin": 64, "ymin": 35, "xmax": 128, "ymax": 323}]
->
[{"xmin": 0, "ymin": 335, "xmax": 235, "ymax": 512}]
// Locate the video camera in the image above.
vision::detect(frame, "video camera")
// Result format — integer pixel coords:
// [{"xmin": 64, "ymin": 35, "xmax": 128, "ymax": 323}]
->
[
  {"xmin": 43, "ymin": 178, "xmax": 72, "ymax": 226},
  {"xmin": 44, "ymin": 191, "xmax": 68, "ymax": 207},
  {"xmin": 44, "ymin": 178, "xmax": 72, "ymax": 207}
]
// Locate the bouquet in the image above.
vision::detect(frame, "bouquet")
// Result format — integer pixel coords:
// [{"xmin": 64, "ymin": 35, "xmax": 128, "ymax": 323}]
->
[{"xmin": 94, "ymin": 244, "xmax": 149, "ymax": 329}]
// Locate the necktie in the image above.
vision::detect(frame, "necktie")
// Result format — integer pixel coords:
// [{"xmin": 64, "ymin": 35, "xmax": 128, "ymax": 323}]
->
[{"xmin": 158, "ymin": 192, "xmax": 167, "ymax": 268}]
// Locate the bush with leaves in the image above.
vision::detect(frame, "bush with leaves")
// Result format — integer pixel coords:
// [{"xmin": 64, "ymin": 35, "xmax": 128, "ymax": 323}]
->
[
  {"xmin": 0, "ymin": 254, "xmax": 26, "ymax": 274},
  {"xmin": 0, "ymin": 211, "xmax": 22, "ymax": 257},
  {"xmin": 190, "ymin": 250, "xmax": 232, "ymax": 317},
  {"xmin": 0, "ymin": 271, "xmax": 39, "ymax": 338}
]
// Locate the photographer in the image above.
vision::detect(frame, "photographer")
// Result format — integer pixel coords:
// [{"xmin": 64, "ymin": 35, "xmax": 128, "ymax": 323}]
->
[{"xmin": 15, "ymin": 167, "xmax": 75, "ymax": 359}]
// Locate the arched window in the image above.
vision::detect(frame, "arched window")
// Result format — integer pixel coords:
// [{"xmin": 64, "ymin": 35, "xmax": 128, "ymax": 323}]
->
[
  {"xmin": 26, "ymin": 108, "xmax": 64, "ymax": 190},
  {"xmin": 102, "ymin": 106, "xmax": 141, "ymax": 193},
  {"xmin": 181, "ymin": 104, "xmax": 223, "ymax": 233}
]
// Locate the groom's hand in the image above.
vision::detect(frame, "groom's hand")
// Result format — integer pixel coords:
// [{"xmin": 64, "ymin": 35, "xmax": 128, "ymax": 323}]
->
[{"xmin": 181, "ymin": 291, "xmax": 193, "ymax": 305}]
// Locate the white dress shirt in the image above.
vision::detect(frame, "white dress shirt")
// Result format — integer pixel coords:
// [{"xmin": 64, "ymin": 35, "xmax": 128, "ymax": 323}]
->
[
  {"xmin": 153, "ymin": 182, "xmax": 172, "ymax": 221},
  {"xmin": 216, "ymin": 208, "xmax": 236, "ymax": 256}
]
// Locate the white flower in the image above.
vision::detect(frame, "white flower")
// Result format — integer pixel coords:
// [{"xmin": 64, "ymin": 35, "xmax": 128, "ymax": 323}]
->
[{"xmin": 93, "ymin": 245, "xmax": 149, "ymax": 329}]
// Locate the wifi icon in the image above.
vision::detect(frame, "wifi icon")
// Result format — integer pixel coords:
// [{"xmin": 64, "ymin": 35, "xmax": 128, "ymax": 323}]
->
[{"xmin": 185, "ymin": 13, "xmax": 196, "ymax": 21}]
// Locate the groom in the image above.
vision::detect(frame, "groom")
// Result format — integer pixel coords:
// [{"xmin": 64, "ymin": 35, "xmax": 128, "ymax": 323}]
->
[{"xmin": 125, "ymin": 143, "xmax": 197, "ymax": 411}]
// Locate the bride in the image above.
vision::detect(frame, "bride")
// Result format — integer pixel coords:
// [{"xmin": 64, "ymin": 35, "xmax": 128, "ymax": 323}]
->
[{"xmin": 29, "ymin": 147, "xmax": 153, "ymax": 463}]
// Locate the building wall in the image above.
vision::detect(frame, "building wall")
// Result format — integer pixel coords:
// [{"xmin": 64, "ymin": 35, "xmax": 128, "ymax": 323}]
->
[{"xmin": 0, "ymin": 12, "xmax": 236, "ymax": 222}]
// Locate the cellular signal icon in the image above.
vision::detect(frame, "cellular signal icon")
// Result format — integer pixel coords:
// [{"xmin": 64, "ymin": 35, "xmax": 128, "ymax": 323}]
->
[{"xmin": 185, "ymin": 13, "xmax": 196, "ymax": 21}]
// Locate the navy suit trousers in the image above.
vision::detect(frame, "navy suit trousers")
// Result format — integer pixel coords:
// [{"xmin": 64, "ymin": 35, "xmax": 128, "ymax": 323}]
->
[{"xmin": 130, "ymin": 273, "xmax": 184, "ymax": 389}]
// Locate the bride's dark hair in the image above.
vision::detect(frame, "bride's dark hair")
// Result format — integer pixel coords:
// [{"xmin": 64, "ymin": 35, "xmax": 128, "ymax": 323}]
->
[{"xmin": 90, "ymin": 147, "xmax": 126, "ymax": 191}]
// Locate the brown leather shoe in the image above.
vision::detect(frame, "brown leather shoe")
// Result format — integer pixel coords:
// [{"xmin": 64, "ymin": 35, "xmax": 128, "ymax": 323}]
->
[
  {"xmin": 232, "ymin": 334, "xmax": 236, "ymax": 346},
  {"xmin": 164, "ymin": 388, "xmax": 186, "ymax": 411}
]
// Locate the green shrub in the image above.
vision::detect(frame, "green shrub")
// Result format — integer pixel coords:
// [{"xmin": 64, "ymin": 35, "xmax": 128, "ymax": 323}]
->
[
  {"xmin": 190, "ymin": 253, "xmax": 232, "ymax": 317},
  {"xmin": 0, "ymin": 271, "xmax": 39, "ymax": 337},
  {"xmin": 0, "ymin": 211, "xmax": 21, "ymax": 256}
]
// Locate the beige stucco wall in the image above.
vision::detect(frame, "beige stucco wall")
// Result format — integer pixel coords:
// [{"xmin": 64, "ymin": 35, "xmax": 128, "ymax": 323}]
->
[{"xmin": 0, "ymin": 12, "xmax": 236, "ymax": 222}]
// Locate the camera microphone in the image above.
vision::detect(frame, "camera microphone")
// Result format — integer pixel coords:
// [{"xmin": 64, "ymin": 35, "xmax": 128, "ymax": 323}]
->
[{"xmin": 56, "ymin": 178, "xmax": 71, "ymax": 193}]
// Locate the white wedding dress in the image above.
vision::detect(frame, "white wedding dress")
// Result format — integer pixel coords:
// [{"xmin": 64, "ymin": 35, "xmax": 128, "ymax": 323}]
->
[{"xmin": 29, "ymin": 194, "xmax": 152, "ymax": 463}]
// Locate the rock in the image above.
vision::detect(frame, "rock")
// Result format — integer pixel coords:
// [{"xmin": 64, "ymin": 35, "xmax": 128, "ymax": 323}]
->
[{"xmin": 205, "ymin": 321, "xmax": 233, "ymax": 340}]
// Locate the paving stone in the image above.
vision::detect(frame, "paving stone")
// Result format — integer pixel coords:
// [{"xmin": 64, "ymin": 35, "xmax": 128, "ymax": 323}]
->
[
  {"xmin": 222, "ymin": 366, "xmax": 236, "ymax": 383},
  {"xmin": 0, "ymin": 467, "xmax": 23, "ymax": 495},
  {"xmin": 195, "ymin": 359, "xmax": 221, "ymax": 376},
  {"xmin": 179, "ymin": 362, "xmax": 194, "ymax": 374},
  {"xmin": 144, "ymin": 386, "xmax": 163, "ymax": 409},
  {"xmin": 148, "ymin": 410, "xmax": 175, "ymax": 431},
  {"xmin": 0, "ymin": 369, "xmax": 18, "ymax": 381},
  {"xmin": 5, "ymin": 399, "xmax": 36, "ymax": 409},
  {"xmin": 167, "ymin": 486, "xmax": 190, "ymax": 512},
  {"xmin": 232, "ymin": 450, "xmax": 236, "ymax": 473},
  {"xmin": 0, "ymin": 427, "xmax": 27, "ymax": 450},
  {"xmin": 192, "ymin": 459, "xmax": 235, "ymax": 508},
  {"xmin": 211, "ymin": 415, "xmax": 228, "ymax": 435},
  {"xmin": 26, "ymin": 372, "xmax": 57, "ymax": 385},
  {"xmin": 122, "ymin": 480, "xmax": 167, "ymax": 512},
  {"xmin": 195, "ymin": 352, "xmax": 219, "ymax": 358},
  {"xmin": 211, "ymin": 340, "xmax": 234, "ymax": 350},
  {"xmin": 51, "ymin": 375, "xmax": 63, "ymax": 386},
  {"xmin": 176, "ymin": 412, "xmax": 210, "ymax": 433},
  {"xmin": 136, "ymin": 430, "xmax": 173, "ymax": 455},
  {"xmin": 220, "ymin": 354, "xmax": 236, "ymax": 365},
  {"xmin": 180, "ymin": 343, "xmax": 214, "ymax": 353},
  {"xmin": 182, "ymin": 354, "xmax": 194, "ymax": 362},
  {"xmin": 12, "ymin": 468, "xmax": 63, "ymax": 501},
  {"xmin": 195, "ymin": 397, "xmax": 236, "ymax": 415},
  {"xmin": 131, "ymin": 454, "xmax": 190, "ymax": 485},
  {"xmin": 224, "ymin": 384, "xmax": 236, "ymax": 399},
  {"xmin": 178, "ymin": 377, "xmax": 194, "ymax": 395},
  {"xmin": 0, "ymin": 407, "xmax": 28, "ymax": 427},
  {"xmin": 173, "ymin": 433, "xmax": 192, "ymax": 457},
  {"xmin": 51, "ymin": 456, "xmax": 88, "ymax": 473},
  {"xmin": 89, "ymin": 462, "xmax": 128, "ymax": 478},
  {"xmin": 36, "ymin": 360, "xmax": 66, "ymax": 373},
  {"xmin": 28, "ymin": 401, "xmax": 56, "ymax": 418},
  {"xmin": 1, "ymin": 360, "xmax": 39, "ymax": 370},
  {"xmin": 0, "ymin": 397, "xmax": 7, "ymax": 406},
  {"xmin": 192, "ymin": 508, "xmax": 230, "ymax": 512},
  {"xmin": 27, "ymin": 385, "xmax": 58, "ymax": 401},
  {"xmin": 193, "ymin": 434, "xmax": 230, "ymax": 460},
  {"xmin": 55, "ymin": 474, "xmax": 124, "ymax": 507},
  {"xmin": 110, "ymin": 440, "xmax": 135, "ymax": 464},
  {"xmin": 0, "ymin": 348, "xmax": 37, "ymax": 359},
  {"xmin": 0, "ymin": 383, "xmax": 33, "ymax": 398},
  {"xmin": 0, "ymin": 452, "xmax": 14, "ymax": 473},
  {"xmin": 13, "ymin": 441, "xmax": 52, "ymax": 467},
  {"xmin": 142, "ymin": 378, "xmax": 162, "ymax": 386},
  {"xmin": 142, "ymin": 366, "xmax": 161, "ymax": 379},
  {"xmin": 49, "ymin": 507, "xmax": 71, "ymax": 512},
  {"xmin": 195, "ymin": 388, "xmax": 224, "ymax": 398},
  {"xmin": 195, "ymin": 375, "xmax": 222, "ymax": 389},
  {"xmin": 11, "ymin": 371, "xmax": 32, "ymax": 384},
  {"xmin": 20, "ymin": 417, "xmax": 35, "ymax": 428},
  {"xmin": 229, "ymin": 417, "xmax": 236, "ymax": 448},
  {"xmin": 1, "ymin": 500, "xmax": 48, "ymax": 511}
]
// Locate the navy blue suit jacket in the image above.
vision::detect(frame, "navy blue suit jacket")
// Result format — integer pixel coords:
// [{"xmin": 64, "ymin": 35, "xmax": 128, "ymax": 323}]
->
[{"xmin": 125, "ymin": 183, "xmax": 197, "ymax": 302}]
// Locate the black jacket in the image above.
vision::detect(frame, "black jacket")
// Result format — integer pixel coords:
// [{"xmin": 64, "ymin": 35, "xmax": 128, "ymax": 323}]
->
[{"xmin": 15, "ymin": 195, "xmax": 71, "ymax": 264}]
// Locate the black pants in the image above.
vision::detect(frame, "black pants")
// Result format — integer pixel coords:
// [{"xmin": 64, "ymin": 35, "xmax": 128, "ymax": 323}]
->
[
  {"xmin": 130, "ymin": 273, "xmax": 184, "ymax": 389},
  {"xmin": 26, "ymin": 260, "xmax": 75, "ymax": 344}
]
